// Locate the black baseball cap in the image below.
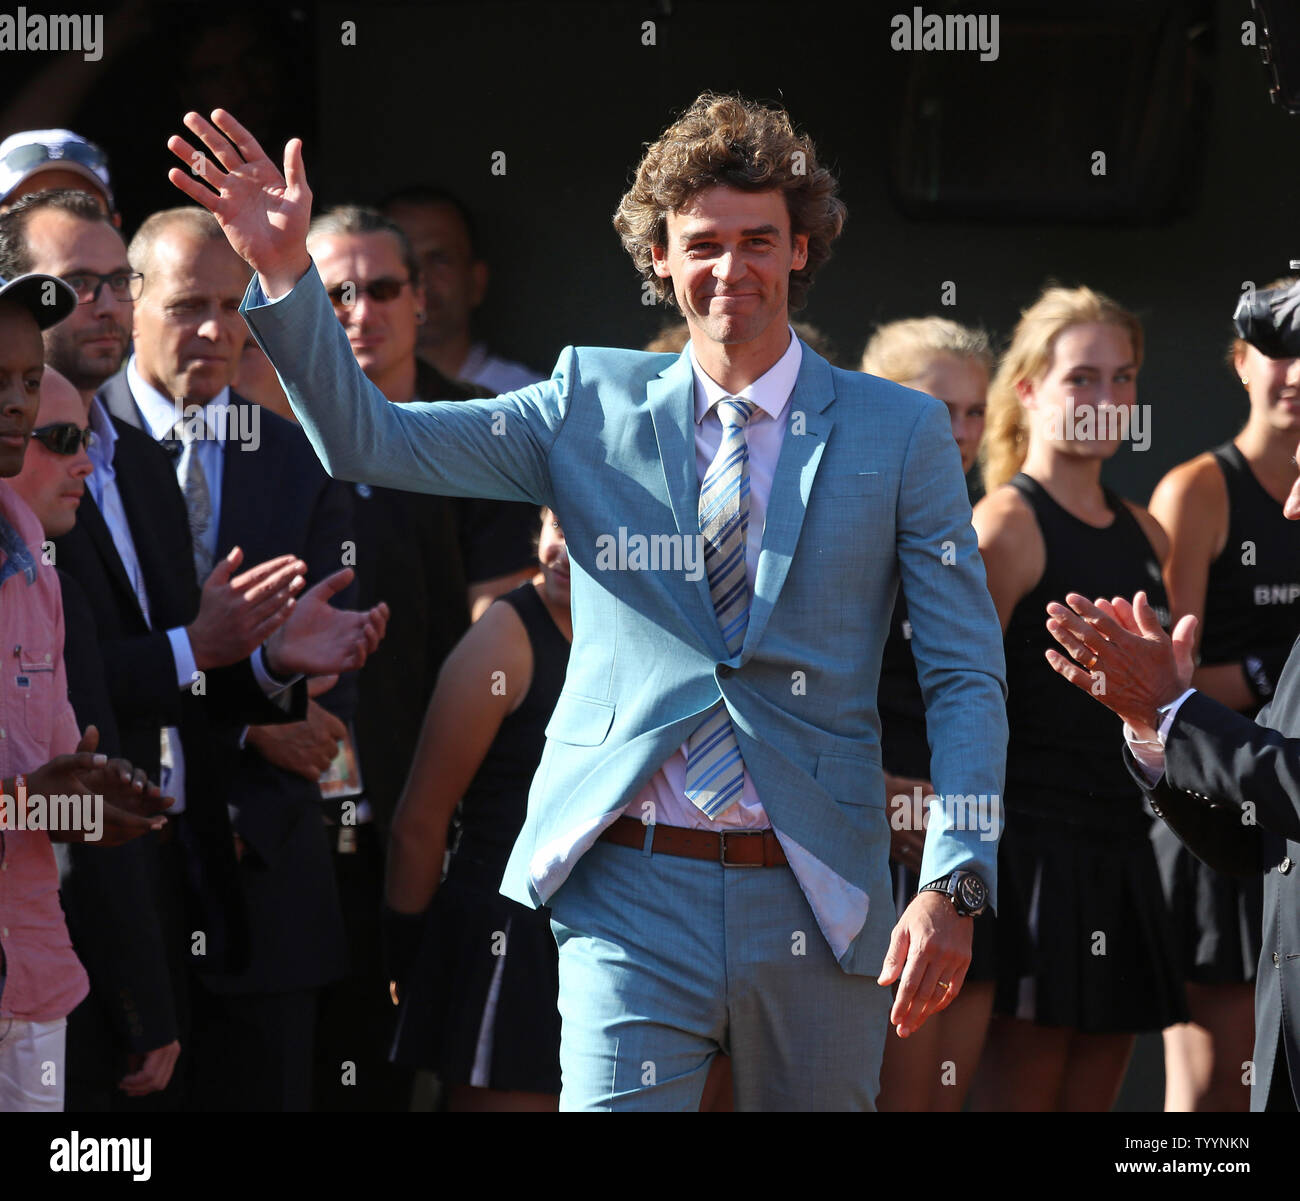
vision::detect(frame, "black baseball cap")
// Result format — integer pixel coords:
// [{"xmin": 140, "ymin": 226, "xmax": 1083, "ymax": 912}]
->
[{"xmin": 0, "ymin": 272, "xmax": 77, "ymax": 330}]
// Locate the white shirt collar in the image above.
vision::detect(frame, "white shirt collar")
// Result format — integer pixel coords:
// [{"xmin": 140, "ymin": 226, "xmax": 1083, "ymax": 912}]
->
[
  {"xmin": 87, "ymin": 393, "xmax": 118, "ymax": 471},
  {"xmin": 687, "ymin": 325, "xmax": 803, "ymax": 425},
  {"xmin": 127, "ymin": 354, "xmax": 231, "ymax": 442}
]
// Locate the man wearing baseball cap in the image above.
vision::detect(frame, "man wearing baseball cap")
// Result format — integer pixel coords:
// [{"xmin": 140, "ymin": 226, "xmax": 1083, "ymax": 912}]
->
[
  {"xmin": 0, "ymin": 130, "xmax": 115, "ymax": 223},
  {"xmin": 0, "ymin": 268, "xmax": 174, "ymax": 1110}
]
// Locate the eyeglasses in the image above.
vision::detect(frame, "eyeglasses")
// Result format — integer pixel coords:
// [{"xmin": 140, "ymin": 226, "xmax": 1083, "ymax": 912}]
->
[
  {"xmin": 30, "ymin": 422, "xmax": 94, "ymax": 455},
  {"xmin": 326, "ymin": 278, "xmax": 411, "ymax": 308},
  {"xmin": 1, "ymin": 139, "xmax": 108, "ymax": 177},
  {"xmin": 63, "ymin": 271, "xmax": 143, "ymax": 304}
]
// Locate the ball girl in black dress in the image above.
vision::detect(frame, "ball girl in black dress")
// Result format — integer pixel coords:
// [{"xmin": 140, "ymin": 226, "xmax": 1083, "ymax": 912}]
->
[
  {"xmin": 862, "ymin": 317, "xmax": 997, "ymax": 1112},
  {"xmin": 384, "ymin": 507, "xmax": 572, "ymax": 1111},
  {"xmin": 1143, "ymin": 278, "xmax": 1300, "ymax": 1111},
  {"xmin": 968, "ymin": 286, "xmax": 1187, "ymax": 1111}
]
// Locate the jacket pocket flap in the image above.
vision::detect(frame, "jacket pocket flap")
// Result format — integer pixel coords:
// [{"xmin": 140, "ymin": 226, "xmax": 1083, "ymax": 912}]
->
[
  {"xmin": 545, "ymin": 692, "xmax": 616, "ymax": 746},
  {"xmin": 815, "ymin": 751, "xmax": 885, "ymax": 808}
]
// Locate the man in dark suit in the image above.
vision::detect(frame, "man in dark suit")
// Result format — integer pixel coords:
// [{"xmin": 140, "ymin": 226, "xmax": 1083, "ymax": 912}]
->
[
  {"xmin": 112, "ymin": 203, "xmax": 366, "ymax": 1110},
  {"xmin": 1044, "ymin": 457, "xmax": 1300, "ymax": 1111},
  {"xmin": 1, "ymin": 188, "xmax": 332, "ymax": 1110},
  {"xmin": 0, "ymin": 190, "xmax": 388, "ymax": 1110}
]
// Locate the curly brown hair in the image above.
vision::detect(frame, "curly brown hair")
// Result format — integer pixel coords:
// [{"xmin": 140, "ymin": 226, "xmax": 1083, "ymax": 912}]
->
[{"xmin": 613, "ymin": 92, "xmax": 845, "ymax": 313}]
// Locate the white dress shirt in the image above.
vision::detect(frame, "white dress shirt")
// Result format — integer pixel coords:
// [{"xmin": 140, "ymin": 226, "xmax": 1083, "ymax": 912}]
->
[
  {"xmin": 457, "ymin": 342, "xmax": 541, "ymax": 395},
  {"xmin": 612, "ymin": 331, "xmax": 870, "ymax": 958}
]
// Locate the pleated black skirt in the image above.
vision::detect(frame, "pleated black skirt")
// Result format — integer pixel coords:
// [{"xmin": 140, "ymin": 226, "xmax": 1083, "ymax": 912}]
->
[
  {"xmin": 991, "ymin": 810, "xmax": 1189, "ymax": 1033},
  {"xmin": 389, "ymin": 858, "xmax": 562, "ymax": 1095}
]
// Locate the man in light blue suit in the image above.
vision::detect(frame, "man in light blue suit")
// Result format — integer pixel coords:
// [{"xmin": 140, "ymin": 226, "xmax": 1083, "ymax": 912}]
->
[{"xmin": 166, "ymin": 92, "xmax": 1008, "ymax": 1110}]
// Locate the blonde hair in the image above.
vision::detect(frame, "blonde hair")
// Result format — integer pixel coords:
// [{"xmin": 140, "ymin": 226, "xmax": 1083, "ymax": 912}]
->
[
  {"xmin": 981, "ymin": 285, "xmax": 1143, "ymax": 494},
  {"xmin": 860, "ymin": 316, "xmax": 993, "ymax": 382}
]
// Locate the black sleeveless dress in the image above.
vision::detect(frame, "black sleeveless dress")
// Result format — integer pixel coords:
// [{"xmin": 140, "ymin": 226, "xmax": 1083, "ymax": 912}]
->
[
  {"xmin": 992, "ymin": 474, "xmax": 1187, "ymax": 1032},
  {"xmin": 390, "ymin": 583, "xmax": 569, "ymax": 1092},
  {"xmin": 879, "ymin": 593, "xmax": 994, "ymax": 979},
  {"xmin": 1151, "ymin": 443, "xmax": 1300, "ymax": 985}
]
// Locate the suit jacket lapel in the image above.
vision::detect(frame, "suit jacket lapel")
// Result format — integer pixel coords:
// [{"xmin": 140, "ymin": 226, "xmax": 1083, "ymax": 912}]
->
[
  {"xmin": 100, "ymin": 371, "xmax": 145, "ymax": 430},
  {"xmin": 647, "ymin": 350, "xmax": 726, "ymax": 655},
  {"xmin": 742, "ymin": 345, "xmax": 836, "ymax": 663}
]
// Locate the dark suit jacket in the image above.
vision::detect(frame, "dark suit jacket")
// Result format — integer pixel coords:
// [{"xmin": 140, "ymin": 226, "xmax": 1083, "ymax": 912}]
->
[
  {"xmin": 105, "ymin": 375, "xmax": 356, "ymax": 995},
  {"xmin": 57, "ymin": 568, "xmax": 175, "ymax": 1058},
  {"xmin": 55, "ymin": 381, "xmax": 308, "ymax": 1012},
  {"xmin": 1126, "ymin": 665, "xmax": 1300, "ymax": 1111}
]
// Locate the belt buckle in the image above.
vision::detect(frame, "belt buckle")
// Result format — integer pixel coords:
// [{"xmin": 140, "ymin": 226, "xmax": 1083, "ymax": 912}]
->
[{"xmin": 719, "ymin": 831, "xmax": 762, "ymax": 867}]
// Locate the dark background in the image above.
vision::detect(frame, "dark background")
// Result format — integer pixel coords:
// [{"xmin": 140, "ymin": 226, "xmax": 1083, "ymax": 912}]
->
[{"xmin": 5, "ymin": 0, "xmax": 1292, "ymax": 1110}]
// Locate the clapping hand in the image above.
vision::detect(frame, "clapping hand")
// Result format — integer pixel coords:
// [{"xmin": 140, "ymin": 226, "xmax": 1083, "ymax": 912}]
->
[
  {"xmin": 1044, "ymin": 590, "xmax": 1197, "ymax": 734},
  {"xmin": 30, "ymin": 726, "xmax": 173, "ymax": 846},
  {"xmin": 263, "ymin": 568, "xmax": 389, "ymax": 679}
]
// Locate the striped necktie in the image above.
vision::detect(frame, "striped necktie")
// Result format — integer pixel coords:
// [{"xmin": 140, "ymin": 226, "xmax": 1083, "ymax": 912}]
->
[
  {"xmin": 173, "ymin": 418, "xmax": 215, "ymax": 582},
  {"xmin": 684, "ymin": 397, "xmax": 756, "ymax": 819}
]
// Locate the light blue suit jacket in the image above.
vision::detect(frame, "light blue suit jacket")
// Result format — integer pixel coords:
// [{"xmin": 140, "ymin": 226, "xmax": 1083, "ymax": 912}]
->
[{"xmin": 242, "ymin": 264, "xmax": 1008, "ymax": 976}]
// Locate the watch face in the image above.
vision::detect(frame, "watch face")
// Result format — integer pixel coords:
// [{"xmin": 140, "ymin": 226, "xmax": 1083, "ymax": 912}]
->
[{"xmin": 956, "ymin": 873, "xmax": 987, "ymax": 913}]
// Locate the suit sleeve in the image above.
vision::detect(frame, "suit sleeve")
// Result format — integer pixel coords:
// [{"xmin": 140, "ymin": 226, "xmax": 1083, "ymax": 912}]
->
[
  {"xmin": 56, "ymin": 570, "xmax": 178, "ymax": 1052},
  {"xmin": 1162, "ymin": 689, "xmax": 1300, "ymax": 846},
  {"xmin": 231, "ymin": 465, "xmax": 355, "ymax": 864},
  {"xmin": 896, "ymin": 397, "xmax": 1009, "ymax": 906},
  {"xmin": 241, "ymin": 263, "xmax": 568, "ymax": 506},
  {"xmin": 1121, "ymin": 743, "xmax": 1261, "ymax": 877}
]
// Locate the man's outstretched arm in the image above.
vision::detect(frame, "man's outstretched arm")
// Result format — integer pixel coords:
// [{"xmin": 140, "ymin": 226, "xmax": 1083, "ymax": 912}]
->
[{"xmin": 166, "ymin": 109, "xmax": 564, "ymax": 505}]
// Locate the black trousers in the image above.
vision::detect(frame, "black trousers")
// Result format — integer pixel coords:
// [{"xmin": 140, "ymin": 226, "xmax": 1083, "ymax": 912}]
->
[
  {"xmin": 312, "ymin": 820, "xmax": 413, "ymax": 1111},
  {"xmin": 189, "ymin": 984, "xmax": 318, "ymax": 1111}
]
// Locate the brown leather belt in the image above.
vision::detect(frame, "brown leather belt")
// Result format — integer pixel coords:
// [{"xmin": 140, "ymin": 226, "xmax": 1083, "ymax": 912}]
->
[{"xmin": 599, "ymin": 815, "xmax": 788, "ymax": 867}]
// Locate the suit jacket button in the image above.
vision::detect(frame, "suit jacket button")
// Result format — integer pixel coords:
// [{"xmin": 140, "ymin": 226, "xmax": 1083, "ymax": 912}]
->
[
  {"xmin": 1282, "ymin": 857, "xmax": 1293, "ymax": 875},
  {"xmin": 1275, "ymin": 952, "xmax": 1281, "ymax": 966}
]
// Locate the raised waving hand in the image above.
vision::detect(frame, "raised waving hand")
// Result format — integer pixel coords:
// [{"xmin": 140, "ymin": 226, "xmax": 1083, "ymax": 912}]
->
[{"xmin": 166, "ymin": 108, "xmax": 313, "ymax": 296}]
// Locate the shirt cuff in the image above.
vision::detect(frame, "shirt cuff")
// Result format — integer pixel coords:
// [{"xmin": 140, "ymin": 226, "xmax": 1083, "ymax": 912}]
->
[
  {"xmin": 166, "ymin": 627, "xmax": 197, "ymax": 691},
  {"xmin": 1156, "ymin": 688, "xmax": 1198, "ymax": 743},
  {"xmin": 247, "ymin": 265, "xmax": 309, "ymax": 307},
  {"xmin": 1123, "ymin": 723, "xmax": 1167, "ymax": 786},
  {"xmin": 251, "ymin": 645, "xmax": 301, "ymax": 708}
]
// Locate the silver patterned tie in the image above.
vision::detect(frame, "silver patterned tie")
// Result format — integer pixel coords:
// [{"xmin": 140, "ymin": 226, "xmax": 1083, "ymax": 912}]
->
[
  {"xmin": 684, "ymin": 398, "xmax": 756, "ymax": 819},
  {"xmin": 173, "ymin": 417, "xmax": 214, "ymax": 582}
]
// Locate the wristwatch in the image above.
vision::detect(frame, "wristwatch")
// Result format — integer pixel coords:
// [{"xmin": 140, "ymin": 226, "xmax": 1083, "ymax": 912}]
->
[{"xmin": 918, "ymin": 870, "xmax": 988, "ymax": 917}]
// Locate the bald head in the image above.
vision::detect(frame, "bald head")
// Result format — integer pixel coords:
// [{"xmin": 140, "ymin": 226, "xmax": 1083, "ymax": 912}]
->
[
  {"xmin": 128, "ymin": 207, "xmax": 230, "ymax": 285},
  {"xmin": 11, "ymin": 366, "xmax": 92, "ymax": 538},
  {"xmin": 129, "ymin": 208, "xmax": 251, "ymax": 404}
]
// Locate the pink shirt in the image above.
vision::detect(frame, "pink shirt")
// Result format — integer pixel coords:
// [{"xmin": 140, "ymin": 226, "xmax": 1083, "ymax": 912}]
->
[{"xmin": 0, "ymin": 479, "xmax": 88, "ymax": 1021}]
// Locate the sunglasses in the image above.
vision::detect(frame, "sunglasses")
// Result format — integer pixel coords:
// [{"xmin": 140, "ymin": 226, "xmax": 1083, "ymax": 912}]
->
[
  {"xmin": 30, "ymin": 422, "xmax": 94, "ymax": 455},
  {"xmin": 2, "ymin": 139, "xmax": 108, "ymax": 176},
  {"xmin": 326, "ymin": 277, "xmax": 411, "ymax": 307}
]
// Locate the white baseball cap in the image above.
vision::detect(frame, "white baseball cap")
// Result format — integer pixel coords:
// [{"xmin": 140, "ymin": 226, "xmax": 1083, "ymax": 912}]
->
[{"xmin": 0, "ymin": 129, "xmax": 114, "ymax": 210}]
